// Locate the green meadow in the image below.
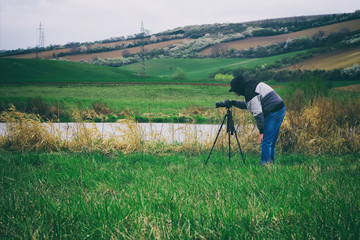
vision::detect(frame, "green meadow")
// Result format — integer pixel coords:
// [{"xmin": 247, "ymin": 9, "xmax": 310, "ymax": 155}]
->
[
  {"xmin": 0, "ymin": 56, "xmax": 287, "ymax": 122},
  {"xmin": 1, "ymin": 151, "xmax": 359, "ymax": 239},
  {"xmin": 119, "ymin": 51, "xmax": 306, "ymax": 81}
]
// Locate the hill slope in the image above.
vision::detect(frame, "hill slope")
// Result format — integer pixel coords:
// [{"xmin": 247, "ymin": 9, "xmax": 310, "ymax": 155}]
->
[
  {"xmin": 7, "ymin": 39, "xmax": 190, "ymax": 62},
  {"xmin": 0, "ymin": 58, "xmax": 142, "ymax": 84},
  {"xmin": 200, "ymin": 19, "xmax": 360, "ymax": 55},
  {"xmin": 1, "ymin": 52, "xmax": 304, "ymax": 84},
  {"xmin": 284, "ymin": 46, "xmax": 360, "ymax": 70}
]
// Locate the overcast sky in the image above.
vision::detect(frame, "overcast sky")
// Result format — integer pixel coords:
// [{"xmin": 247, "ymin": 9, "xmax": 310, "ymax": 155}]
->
[{"xmin": 1, "ymin": 0, "xmax": 359, "ymax": 50}]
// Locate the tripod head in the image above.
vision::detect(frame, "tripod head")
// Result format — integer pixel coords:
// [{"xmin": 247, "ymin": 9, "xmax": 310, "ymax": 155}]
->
[{"xmin": 215, "ymin": 100, "xmax": 236, "ymax": 134}]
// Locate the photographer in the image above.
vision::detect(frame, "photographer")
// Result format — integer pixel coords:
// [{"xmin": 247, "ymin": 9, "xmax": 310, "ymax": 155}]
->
[{"xmin": 229, "ymin": 75, "xmax": 285, "ymax": 165}]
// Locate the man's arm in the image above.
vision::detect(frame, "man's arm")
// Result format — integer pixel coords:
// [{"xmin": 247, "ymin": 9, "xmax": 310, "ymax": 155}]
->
[{"xmin": 232, "ymin": 100, "xmax": 247, "ymax": 109}]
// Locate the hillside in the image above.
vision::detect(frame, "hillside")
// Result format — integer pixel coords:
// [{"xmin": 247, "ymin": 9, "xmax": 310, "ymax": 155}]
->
[
  {"xmin": 0, "ymin": 58, "xmax": 144, "ymax": 84},
  {"xmin": 63, "ymin": 39, "xmax": 190, "ymax": 62},
  {"xmin": 8, "ymin": 19, "xmax": 360, "ymax": 63},
  {"xmin": 284, "ymin": 46, "xmax": 360, "ymax": 70},
  {"xmin": 199, "ymin": 19, "xmax": 360, "ymax": 55},
  {"xmin": 7, "ymin": 39, "xmax": 189, "ymax": 62},
  {"xmin": 2, "ymin": 13, "xmax": 358, "ymax": 60}
]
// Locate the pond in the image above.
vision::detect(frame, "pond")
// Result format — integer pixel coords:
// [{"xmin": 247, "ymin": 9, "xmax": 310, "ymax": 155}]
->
[{"xmin": 0, "ymin": 122, "xmax": 223, "ymax": 144}]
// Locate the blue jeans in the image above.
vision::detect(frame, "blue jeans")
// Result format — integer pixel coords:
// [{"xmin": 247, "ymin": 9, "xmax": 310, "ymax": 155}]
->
[{"xmin": 261, "ymin": 107, "xmax": 285, "ymax": 165}]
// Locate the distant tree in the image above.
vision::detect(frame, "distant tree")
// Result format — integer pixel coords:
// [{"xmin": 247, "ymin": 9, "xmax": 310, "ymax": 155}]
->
[
  {"xmin": 211, "ymin": 44, "xmax": 228, "ymax": 57},
  {"xmin": 172, "ymin": 68, "xmax": 187, "ymax": 80},
  {"xmin": 150, "ymin": 35, "xmax": 158, "ymax": 42},
  {"xmin": 79, "ymin": 45, "xmax": 88, "ymax": 53},
  {"xmin": 312, "ymin": 31, "xmax": 325, "ymax": 40},
  {"xmin": 122, "ymin": 49, "xmax": 131, "ymax": 57}
]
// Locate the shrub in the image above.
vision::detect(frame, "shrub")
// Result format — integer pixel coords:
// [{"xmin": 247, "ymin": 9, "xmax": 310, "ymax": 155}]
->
[
  {"xmin": 214, "ymin": 73, "xmax": 233, "ymax": 82},
  {"xmin": 172, "ymin": 68, "xmax": 187, "ymax": 80}
]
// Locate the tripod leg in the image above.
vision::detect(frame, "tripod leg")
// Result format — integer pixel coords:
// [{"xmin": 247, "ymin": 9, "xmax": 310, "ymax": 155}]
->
[
  {"xmin": 228, "ymin": 109, "xmax": 245, "ymax": 164},
  {"xmin": 205, "ymin": 114, "xmax": 227, "ymax": 165},
  {"xmin": 234, "ymin": 130, "xmax": 245, "ymax": 164},
  {"xmin": 228, "ymin": 131, "xmax": 231, "ymax": 162}
]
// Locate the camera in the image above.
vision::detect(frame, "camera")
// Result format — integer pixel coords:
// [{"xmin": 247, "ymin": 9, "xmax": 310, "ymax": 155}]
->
[{"xmin": 215, "ymin": 100, "xmax": 234, "ymax": 108}]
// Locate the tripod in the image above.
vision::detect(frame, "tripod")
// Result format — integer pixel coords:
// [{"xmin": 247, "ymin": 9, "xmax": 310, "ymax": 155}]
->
[{"xmin": 205, "ymin": 106, "xmax": 245, "ymax": 165}]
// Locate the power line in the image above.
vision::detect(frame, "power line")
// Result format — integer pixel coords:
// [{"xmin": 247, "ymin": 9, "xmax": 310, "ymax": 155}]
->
[
  {"xmin": 37, "ymin": 22, "xmax": 45, "ymax": 48},
  {"xmin": 138, "ymin": 21, "xmax": 146, "ymax": 77},
  {"xmin": 36, "ymin": 22, "xmax": 45, "ymax": 58}
]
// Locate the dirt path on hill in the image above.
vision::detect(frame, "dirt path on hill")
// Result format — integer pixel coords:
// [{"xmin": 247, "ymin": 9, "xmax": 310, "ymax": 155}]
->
[{"xmin": 222, "ymin": 58, "xmax": 259, "ymax": 67}]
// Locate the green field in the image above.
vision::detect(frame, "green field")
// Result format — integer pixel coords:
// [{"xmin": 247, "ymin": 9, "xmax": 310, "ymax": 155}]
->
[
  {"xmin": 1, "ymin": 51, "xmax": 306, "ymax": 84},
  {"xmin": 120, "ymin": 51, "xmax": 307, "ymax": 81},
  {"xmin": 0, "ymin": 85, "xmax": 239, "ymax": 117},
  {"xmin": 0, "ymin": 57, "xmax": 246, "ymax": 84},
  {"xmin": 0, "ymin": 58, "xmax": 147, "ymax": 84},
  {"xmin": 0, "ymin": 53, "xmax": 321, "ymax": 123},
  {"xmin": 1, "ymin": 151, "xmax": 359, "ymax": 239}
]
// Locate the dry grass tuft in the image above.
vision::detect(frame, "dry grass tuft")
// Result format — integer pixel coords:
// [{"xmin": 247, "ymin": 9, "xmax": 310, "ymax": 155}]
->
[
  {"xmin": 279, "ymin": 97, "xmax": 360, "ymax": 154},
  {"xmin": 0, "ymin": 105, "xmax": 61, "ymax": 151}
]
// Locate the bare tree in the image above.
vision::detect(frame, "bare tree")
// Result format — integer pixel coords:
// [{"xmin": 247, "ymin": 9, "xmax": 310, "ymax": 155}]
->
[{"xmin": 211, "ymin": 44, "xmax": 228, "ymax": 56}]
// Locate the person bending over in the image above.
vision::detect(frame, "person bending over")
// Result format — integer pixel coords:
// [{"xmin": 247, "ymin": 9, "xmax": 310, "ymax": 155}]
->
[{"xmin": 229, "ymin": 75, "xmax": 285, "ymax": 165}]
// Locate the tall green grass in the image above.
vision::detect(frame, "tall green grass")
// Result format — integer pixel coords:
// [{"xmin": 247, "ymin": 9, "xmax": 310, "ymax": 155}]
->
[{"xmin": 1, "ymin": 151, "xmax": 359, "ymax": 239}]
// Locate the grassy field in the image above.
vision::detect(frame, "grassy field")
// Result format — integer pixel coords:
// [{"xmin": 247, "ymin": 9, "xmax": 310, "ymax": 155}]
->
[
  {"xmin": 120, "ymin": 58, "xmax": 252, "ymax": 81},
  {"xmin": 119, "ymin": 52, "xmax": 306, "ymax": 81},
  {"xmin": 1, "ymin": 151, "xmax": 359, "ymax": 239},
  {"xmin": 1, "ymin": 54, "xmax": 304, "ymax": 84},
  {"xmin": 0, "ymin": 84, "xmax": 238, "ymax": 116},
  {"xmin": 0, "ymin": 58, "xmax": 147, "ymax": 84}
]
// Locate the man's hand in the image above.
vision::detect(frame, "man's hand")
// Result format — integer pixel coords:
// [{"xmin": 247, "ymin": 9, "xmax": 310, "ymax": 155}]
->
[{"xmin": 259, "ymin": 133, "xmax": 263, "ymax": 143}]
